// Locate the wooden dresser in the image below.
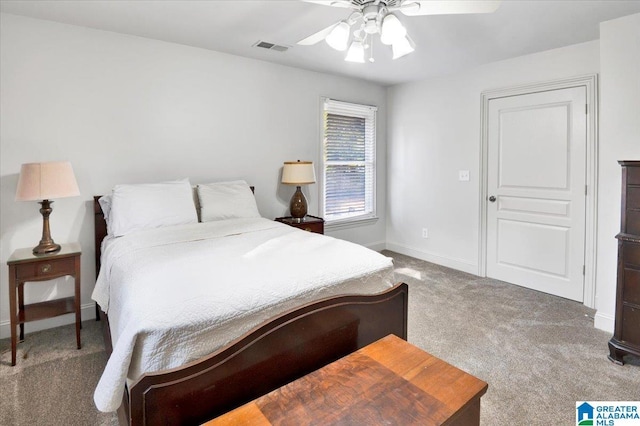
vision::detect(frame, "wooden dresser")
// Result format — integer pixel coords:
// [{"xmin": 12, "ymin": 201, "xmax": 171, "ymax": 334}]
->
[{"xmin": 608, "ymin": 160, "xmax": 640, "ymax": 365}]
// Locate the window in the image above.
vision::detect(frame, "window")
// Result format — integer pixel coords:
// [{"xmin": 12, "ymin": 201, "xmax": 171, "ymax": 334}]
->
[{"xmin": 321, "ymin": 98, "xmax": 376, "ymax": 224}]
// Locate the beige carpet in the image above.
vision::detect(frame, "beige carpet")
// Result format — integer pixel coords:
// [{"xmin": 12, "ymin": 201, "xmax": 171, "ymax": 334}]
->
[
  {"xmin": 0, "ymin": 319, "xmax": 117, "ymax": 425},
  {"xmin": 1, "ymin": 250, "xmax": 638, "ymax": 425},
  {"xmin": 387, "ymin": 251, "xmax": 640, "ymax": 425}
]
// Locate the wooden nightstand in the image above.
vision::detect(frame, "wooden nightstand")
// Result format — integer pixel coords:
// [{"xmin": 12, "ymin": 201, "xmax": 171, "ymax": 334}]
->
[
  {"xmin": 7, "ymin": 243, "xmax": 82, "ymax": 366},
  {"xmin": 275, "ymin": 215, "xmax": 324, "ymax": 234}
]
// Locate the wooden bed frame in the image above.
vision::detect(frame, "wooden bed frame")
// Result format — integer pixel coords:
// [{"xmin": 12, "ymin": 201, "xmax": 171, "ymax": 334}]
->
[{"xmin": 93, "ymin": 195, "xmax": 408, "ymax": 426}]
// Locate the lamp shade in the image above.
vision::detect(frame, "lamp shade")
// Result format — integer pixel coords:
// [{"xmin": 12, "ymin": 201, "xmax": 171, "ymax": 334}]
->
[
  {"xmin": 16, "ymin": 161, "xmax": 80, "ymax": 201},
  {"xmin": 282, "ymin": 161, "xmax": 316, "ymax": 185}
]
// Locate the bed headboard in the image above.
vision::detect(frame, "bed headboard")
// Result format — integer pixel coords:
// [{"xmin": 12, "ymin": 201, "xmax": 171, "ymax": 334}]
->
[
  {"xmin": 93, "ymin": 196, "xmax": 108, "ymax": 278},
  {"xmin": 93, "ymin": 186, "xmax": 255, "ymax": 277}
]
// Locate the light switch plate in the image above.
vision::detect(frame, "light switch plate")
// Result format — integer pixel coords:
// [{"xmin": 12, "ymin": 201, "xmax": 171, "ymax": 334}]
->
[{"xmin": 459, "ymin": 170, "xmax": 470, "ymax": 181}]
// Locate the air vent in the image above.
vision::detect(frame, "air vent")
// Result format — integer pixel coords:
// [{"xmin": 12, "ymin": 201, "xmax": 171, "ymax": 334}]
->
[{"xmin": 253, "ymin": 41, "xmax": 289, "ymax": 52}]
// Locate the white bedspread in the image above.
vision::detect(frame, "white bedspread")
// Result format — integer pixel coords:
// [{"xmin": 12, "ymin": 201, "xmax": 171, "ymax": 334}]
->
[{"xmin": 92, "ymin": 218, "xmax": 394, "ymax": 412}]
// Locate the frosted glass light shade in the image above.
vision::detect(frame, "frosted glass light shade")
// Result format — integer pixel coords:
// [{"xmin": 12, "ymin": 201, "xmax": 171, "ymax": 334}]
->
[
  {"xmin": 380, "ymin": 14, "xmax": 406, "ymax": 45},
  {"xmin": 325, "ymin": 21, "xmax": 350, "ymax": 51},
  {"xmin": 16, "ymin": 161, "xmax": 80, "ymax": 201},
  {"xmin": 392, "ymin": 35, "xmax": 415, "ymax": 59},
  {"xmin": 345, "ymin": 40, "xmax": 365, "ymax": 63},
  {"xmin": 282, "ymin": 161, "xmax": 316, "ymax": 185}
]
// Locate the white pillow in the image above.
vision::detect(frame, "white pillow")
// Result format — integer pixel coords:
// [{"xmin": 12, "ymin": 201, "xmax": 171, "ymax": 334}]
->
[
  {"xmin": 98, "ymin": 194, "xmax": 112, "ymax": 221},
  {"xmin": 98, "ymin": 194, "xmax": 113, "ymax": 235},
  {"xmin": 197, "ymin": 180, "xmax": 260, "ymax": 222},
  {"xmin": 109, "ymin": 179, "xmax": 198, "ymax": 237}
]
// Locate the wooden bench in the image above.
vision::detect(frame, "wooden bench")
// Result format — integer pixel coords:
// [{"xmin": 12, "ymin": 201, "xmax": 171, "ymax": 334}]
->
[{"xmin": 204, "ymin": 334, "xmax": 488, "ymax": 425}]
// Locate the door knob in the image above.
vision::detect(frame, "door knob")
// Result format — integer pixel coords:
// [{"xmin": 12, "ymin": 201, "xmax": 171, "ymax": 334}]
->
[{"xmin": 489, "ymin": 196, "xmax": 496, "ymax": 202}]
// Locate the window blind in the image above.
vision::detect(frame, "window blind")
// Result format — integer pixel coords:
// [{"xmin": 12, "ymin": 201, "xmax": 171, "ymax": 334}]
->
[{"xmin": 322, "ymin": 98, "xmax": 376, "ymax": 223}]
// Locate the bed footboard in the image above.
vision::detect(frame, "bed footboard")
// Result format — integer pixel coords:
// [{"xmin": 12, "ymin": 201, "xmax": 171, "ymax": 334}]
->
[{"xmin": 124, "ymin": 282, "xmax": 408, "ymax": 426}]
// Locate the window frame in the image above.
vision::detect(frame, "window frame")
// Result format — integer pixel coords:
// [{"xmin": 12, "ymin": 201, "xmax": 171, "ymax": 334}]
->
[{"xmin": 320, "ymin": 97, "xmax": 377, "ymax": 228}]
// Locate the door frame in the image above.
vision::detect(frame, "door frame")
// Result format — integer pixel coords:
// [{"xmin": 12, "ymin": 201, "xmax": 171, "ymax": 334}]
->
[{"xmin": 478, "ymin": 74, "xmax": 599, "ymax": 307}]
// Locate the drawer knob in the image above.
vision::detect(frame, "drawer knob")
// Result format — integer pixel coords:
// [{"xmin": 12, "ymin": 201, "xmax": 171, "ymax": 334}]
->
[
  {"xmin": 304, "ymin": 227, "xmax": 312, "ymax": 232},
  {"xmin": 41, "ymin": 264, "xmax": 52, "ymax": 273}
]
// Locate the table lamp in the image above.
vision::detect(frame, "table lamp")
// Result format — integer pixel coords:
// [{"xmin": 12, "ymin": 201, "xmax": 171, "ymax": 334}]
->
[
  {"xmin": 282, "ymin": 160, "xmax": 316, "ymax": 222},
  {"xmin": 15, "ymin": 161, "xmax": 80, "ymax": 254}
]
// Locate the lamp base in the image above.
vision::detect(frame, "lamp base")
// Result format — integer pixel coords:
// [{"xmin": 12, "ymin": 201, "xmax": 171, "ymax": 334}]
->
[
  {"xmin": 33, "ymin": 242, "xmax": 61, "ymax": 255},
  {"xmin": 33, "ymin": 199, "xmax": 61, "ymax": 255},
  {"xmin": 289, "ymin": 186, "xmax": 308, "ymax": 220}
]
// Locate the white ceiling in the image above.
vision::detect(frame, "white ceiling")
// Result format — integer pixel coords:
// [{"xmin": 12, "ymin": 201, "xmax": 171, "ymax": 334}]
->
[{"xmin": 2, "ymin": 0, "xmax": 640, "ymax": 86}]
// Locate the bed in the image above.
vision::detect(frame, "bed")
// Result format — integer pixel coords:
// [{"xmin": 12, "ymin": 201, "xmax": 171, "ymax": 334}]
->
[{"xmin": 92, "ymin": 180, "xmax": 408, "ymax": 426}]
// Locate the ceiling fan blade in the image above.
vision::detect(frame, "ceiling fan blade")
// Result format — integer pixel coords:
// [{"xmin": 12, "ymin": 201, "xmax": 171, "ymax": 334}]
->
[
  {"xmin": 301, "ymin": 0, "xmax": 353, "ymax": 8},
  {"xmin": 297, "ymin": 22, "xmax": 340, "ymax": 45},
  {"xmin": 399, "ymin": 1, "xmax": 501, "ymax": 16}
]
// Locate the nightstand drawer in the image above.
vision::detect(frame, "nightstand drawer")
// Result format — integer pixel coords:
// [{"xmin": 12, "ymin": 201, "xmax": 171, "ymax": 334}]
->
[
  {"xmin": 300, "ymin": 221, "xmax": 324, "ymax": 234},
  {"xmin": 14, "ymin": 256, "xmax": 76, "ymax": 281}
]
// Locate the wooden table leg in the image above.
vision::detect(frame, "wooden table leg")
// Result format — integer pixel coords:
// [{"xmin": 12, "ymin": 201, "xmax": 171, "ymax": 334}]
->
[
  {"xmin": 17, "ymin": 281, "xmax": 24, "ymax": 342},
  {"xmin": 75, "ymin": 258, "xmax": 81, "ymax": 349},
  {"xmin": 8, "ymin": 265, "xmax": 17, "ymax": 366}
]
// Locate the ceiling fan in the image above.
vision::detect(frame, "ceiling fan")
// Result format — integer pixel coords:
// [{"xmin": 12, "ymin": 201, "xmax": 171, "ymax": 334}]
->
[{"xmin": 298, "ymin": 0, "xmax": 501, "ymax": 63}]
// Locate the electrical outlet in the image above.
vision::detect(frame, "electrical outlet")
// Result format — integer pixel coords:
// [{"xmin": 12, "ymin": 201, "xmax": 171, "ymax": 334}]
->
[
  {"xmin": 422, "ymin": 228, "xmax": 428, "ymax": 238},
  {"xmin": 459, "ymin": 170, "xmax": 470, "ymax": 181}
]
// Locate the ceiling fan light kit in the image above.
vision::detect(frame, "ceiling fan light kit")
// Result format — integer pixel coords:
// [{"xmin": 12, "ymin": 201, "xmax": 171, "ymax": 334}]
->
[
  {"xmin": 329, "ymin": 2, "xmax": 410, "ymax": 62},
  {"xmin": 299, "ymin": 0, "xmax": 501, "ymax": 63},
  {"xmin": 364, "ymin": 18, "xmax": 378, "ymax": 34},
  {"xmin": 380, "ymin": 13, "xmax": 406, "ymax": 45},
  {"xmin": 325, "ymin": 20, "xmax": 351, "ymax": 50},
  {"xmin": 392, "ymin": 34, "xmax": 415, "ymax": 59},
  {"xmin": 345, "ymin": 39, "xmax": 366, "ymax": 62}
]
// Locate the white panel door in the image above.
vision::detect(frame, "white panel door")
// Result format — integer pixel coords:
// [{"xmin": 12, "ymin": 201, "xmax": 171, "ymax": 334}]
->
[{"xmin": 486, "ymin": 87, "xmax": 587, "ymax": 301}]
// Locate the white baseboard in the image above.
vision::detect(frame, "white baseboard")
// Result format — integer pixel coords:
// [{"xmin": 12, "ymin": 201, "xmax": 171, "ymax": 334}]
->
[
  {"xmin": 0, "ymin": 303, "xmax": 98, "ymax": 340},
  {"xmin": 385, "ymin": 242, "xmax": 479, "ymax": 275},
  {"xmin": 365, "ymin": 240, "xmax": 387, "ymax": 252},
  {"xmin": 594, "ymin": 311, "xmax": 615, "ymax": 334}
]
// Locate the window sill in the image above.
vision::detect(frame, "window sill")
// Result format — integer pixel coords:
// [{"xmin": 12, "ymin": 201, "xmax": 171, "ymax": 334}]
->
[{"xmin": 324, "ymin": 216, "xmax": 379, "ymax": 231}]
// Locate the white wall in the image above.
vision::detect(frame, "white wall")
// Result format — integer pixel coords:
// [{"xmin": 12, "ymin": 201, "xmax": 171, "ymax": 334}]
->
[
  {"xmin": 388, "ymin": 15, "xmax": 640, "ymax": 333},
  {"xmin": 0, "ymin": 13, "xmax": 388, "ymax": 338},
  {"xmin": 594, "ymin": 13, "xmax": 640, "ymax": 332},
  {"xmin": 387, "ymin": 41, "xmax": 600, "ymax": 274}
]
